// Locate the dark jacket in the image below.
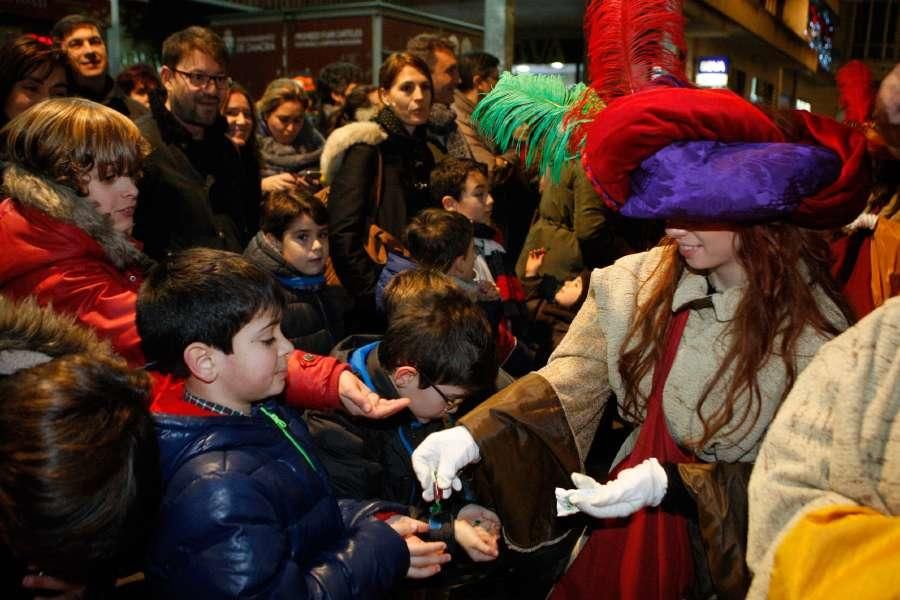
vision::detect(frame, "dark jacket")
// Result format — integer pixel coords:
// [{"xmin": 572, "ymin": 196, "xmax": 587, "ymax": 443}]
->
[
  {"xmin": 515, "ymin": 162, "xmax": 662, "ymax": 281},
  {"xmin": 72, "ymin": 74, "xmax": 148, "ymax": 119},
  {"xmin": 149, "ymin": 395, "xmax": 409, "ymax": 599},
  {"xmin": 321, "ymin": 109, "xmax": 435, "ymax": 296},
  {"xmin": 520, "ymin": 271, "xmax": 589, "ymax": 367},
  {"xmin": 306, "ymin": 337, "xmax": 439, "ymax": 502},
  {"xmin": 244, "ymin": 231, "xmax": 347, "ymax": 355},
  {"xmin": 133, "ymin": 94, "xmax": 261, "ymax": 259},
  {"xmin": 305, "ymin": 337, "xmax": 469, "ymax": 549}
]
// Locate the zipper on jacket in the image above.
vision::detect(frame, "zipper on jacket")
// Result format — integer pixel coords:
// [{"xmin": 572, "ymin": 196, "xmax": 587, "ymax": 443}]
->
[{"xmin": 259, "ymin": 405, "xmax": 317, "ymax": 472}]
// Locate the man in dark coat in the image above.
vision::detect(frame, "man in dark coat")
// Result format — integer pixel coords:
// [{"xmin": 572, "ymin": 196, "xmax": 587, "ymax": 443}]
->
[
  {"xmin": 51, "ymin": 14, "xmax": 146, "ymax": 118},
  {"xmin": 132, "ymin": 26, "xmax": 261, "ymax": 260}
]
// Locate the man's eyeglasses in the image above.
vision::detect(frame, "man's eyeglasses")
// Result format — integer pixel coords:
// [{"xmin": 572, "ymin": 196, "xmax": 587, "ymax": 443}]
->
[
  {"xmin": 417, "ymin": 369, "xmax": 465, "ymax": 411},
  {"xmin": 174, "ymin": 69, "xmax": 232, "ymax": 89}
]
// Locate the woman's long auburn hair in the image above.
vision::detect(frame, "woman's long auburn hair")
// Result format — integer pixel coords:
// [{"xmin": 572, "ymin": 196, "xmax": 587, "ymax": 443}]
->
[{"xmin": 618, "ymin": 223, "xmax": 854, "ymax": 450}]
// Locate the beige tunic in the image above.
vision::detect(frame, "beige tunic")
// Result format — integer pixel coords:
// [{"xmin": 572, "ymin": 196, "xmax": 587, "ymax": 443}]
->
[
  {"xmin": 460, "ymin": 245, "xmax": 847, "ymax": 552},
  {"xmin": 541, "ymin": 246, "xmax": 847, "ymax": 467},
  {"xmin": 746, "ymin": 296, "xmax": 900, "ymax": 599}
]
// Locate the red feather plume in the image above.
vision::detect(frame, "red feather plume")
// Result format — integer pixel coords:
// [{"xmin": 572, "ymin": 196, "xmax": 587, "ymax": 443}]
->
[
  {"xmin": 835, "ymin": 60, "xmax": 874, "ymax": 124},
  {"xmin": 584, "ymin": 0, "xmax": 688, "ymax": 102}
]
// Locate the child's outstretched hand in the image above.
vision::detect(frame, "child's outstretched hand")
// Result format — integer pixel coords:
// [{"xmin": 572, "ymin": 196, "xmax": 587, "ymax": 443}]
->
[
  {"xmin": 387, "ymin": 516, "xmax": 452, "ymax": 578},
  {"xmin": 338, "ymin": 370, "xmax": 410, "ymax": 418},
  {"xmin": 525, "ymin": 247, "xmax": 547, "ymax": 278},
  {"xmin": 454, "ymin": 504, "xmax": 501, "ymax": 562}
]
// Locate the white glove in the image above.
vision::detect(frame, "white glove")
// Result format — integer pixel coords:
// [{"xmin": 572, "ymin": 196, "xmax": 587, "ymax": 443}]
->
[
  {"xmin": 555, "ymin": 458, "xmax": 668, "ymax": 519},
  {"xmin": 412, "ymin": 426, "xmax": 480, "ymax": 501}
]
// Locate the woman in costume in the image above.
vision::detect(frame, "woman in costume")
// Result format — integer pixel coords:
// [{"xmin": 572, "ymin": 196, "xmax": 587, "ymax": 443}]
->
[{"xmin": 410, "ymin": 2, "xmax": 869, "ymax": 598}]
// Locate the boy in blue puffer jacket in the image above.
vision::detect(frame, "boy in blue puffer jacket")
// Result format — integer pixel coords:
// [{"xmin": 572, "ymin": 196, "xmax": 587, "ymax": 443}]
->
[{"xmin": 137, "ymin": 248, "xmax": 449, "ymax": 599}]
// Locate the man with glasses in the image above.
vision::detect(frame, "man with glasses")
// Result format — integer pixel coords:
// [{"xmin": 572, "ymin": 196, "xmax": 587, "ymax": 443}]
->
[{"xmin": 133, "ymin": 26, "xmax": 261, "ymax": 260}]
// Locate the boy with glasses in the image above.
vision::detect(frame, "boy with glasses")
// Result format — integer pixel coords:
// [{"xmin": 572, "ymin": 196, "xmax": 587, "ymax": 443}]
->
[
  {"xmin": 307, "ymin": 269, "xmax": 502, "ymax": 570},
  {"xmin": 132, "ymin": 26, "xmax": 261, "ymax": 260}
]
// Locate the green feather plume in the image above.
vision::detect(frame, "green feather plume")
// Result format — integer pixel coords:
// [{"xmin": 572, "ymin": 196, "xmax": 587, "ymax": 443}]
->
[{"xmin": 471, "ymin": 72, "xmax": 603, "ymax": 181}]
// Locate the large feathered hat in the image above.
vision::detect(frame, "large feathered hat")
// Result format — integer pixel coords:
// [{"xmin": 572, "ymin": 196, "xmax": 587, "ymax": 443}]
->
[{"xmin": 473, "ymin": 0, "xmax": 869, "ymax": 229}]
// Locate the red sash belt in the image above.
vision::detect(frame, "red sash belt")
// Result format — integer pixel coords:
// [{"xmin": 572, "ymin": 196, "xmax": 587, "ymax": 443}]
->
[{"xmin": 552, "ymin": 309, "xmax": 695, "ymax": 600}]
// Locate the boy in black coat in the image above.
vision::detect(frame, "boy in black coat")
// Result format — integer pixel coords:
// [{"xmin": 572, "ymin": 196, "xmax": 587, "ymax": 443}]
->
[
  {"xmin": 244, "ymin": 189, "xmax": 349, "ymax": 355},
  {"xmin": 306, "ymin": 270, "xmax": 502, "ymax": 564}
]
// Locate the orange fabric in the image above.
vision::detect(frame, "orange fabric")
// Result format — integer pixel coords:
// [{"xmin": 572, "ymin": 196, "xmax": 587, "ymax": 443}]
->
[
  {"xmin": 830, "ymin": 233, "xmax": 876, "ymax": 319},
  {"xmin": 768, "ymin": 505, "xmax": 900, "ymax": 600},
  {"xmin": 284, "ymin": 351, "xmax": 346, "ymax": 411},
  {"xmin": 870, "ymin": 218, "xmax": 900, "ymax": 307}
]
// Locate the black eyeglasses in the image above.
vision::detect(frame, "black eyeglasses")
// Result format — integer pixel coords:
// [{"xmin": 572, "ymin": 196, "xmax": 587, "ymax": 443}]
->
[
  {"xmin": 174, "ymin": 69, "xmax": 232, "ymax": 89},
  {"xmin": 417, "ymin": 369, "xmax": 465, "ymax": 410}
]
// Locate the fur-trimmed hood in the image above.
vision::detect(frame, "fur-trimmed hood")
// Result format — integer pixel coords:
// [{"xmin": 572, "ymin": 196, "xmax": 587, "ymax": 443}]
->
[
  {"xmin": 319, "ymin": 121, "xmax": 388, "ymax": 185},
  {"xmin": 0, "ymin": 295, "xmax": 113, "ymax": 375},
  {"xmin": 2, "ymin": 163, "xmax": 150, "ymax": 270}
]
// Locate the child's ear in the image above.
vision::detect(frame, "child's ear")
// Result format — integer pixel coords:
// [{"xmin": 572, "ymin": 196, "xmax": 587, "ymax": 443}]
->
[
  {"xmin": 391, "ymin": 365, "xmax": 419, "ymax": 390},
  {"xmin": 183, "ymin": 342, "xmax": 218, "ymax": 383},
  {"xmin": 441, "ymin": 196, "xmax": 457, "ymax": 211}
]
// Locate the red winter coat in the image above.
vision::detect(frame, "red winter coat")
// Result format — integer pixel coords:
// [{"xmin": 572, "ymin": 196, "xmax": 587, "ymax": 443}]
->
[
  {"xmin": 149, "ymin": 351, "xmax": 348, "ymax": 416},
  {"xmin": 0, "ymin": 166, "xmax": 149, "ymax": 367}
]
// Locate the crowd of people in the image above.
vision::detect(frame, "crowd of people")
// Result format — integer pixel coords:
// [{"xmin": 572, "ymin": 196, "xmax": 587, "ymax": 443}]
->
[{"xmin": 0, "ymin": 7, "xmax": 898, "ymax": 600}]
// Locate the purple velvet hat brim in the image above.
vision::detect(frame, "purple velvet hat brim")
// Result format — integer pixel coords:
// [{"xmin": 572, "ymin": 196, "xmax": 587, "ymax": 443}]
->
[{"xmin": 622, "ymin": 141, "xmax": 842, "ymax": 221}]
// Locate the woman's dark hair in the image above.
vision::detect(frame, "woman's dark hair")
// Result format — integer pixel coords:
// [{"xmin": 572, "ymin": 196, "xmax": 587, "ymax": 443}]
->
[
  {"xmin": 0, "ymin": 34, "xmax": 68, "ymax": 126},
  {"xmin": 261, "ymin": 188, "xmax": 328, "ymax": 238},
  {"xmin": 378, "ymin": 51, "xmax": 433, "ymax": 92},
  {"xmin": 0, "ymin": 354, "xmax": 160, "ymax": 583},
  {"xmin": 115, "ymin": 63, "xmax": 161, "ymax": 95},
  {"xmin": 222, "ymin": 82, "xmax": 259, "ymax": 156}
]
